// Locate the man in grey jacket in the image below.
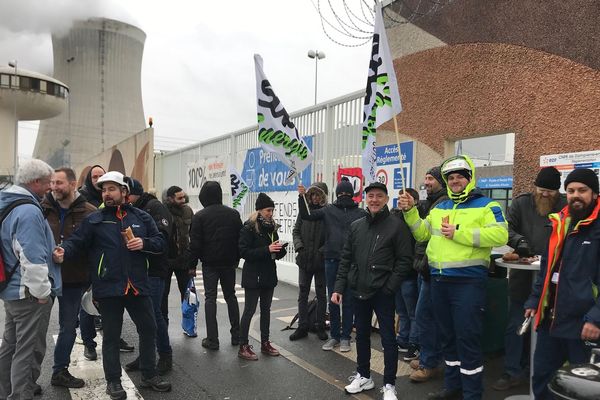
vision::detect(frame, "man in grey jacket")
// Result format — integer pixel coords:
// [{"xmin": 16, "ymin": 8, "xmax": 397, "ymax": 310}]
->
[{"xmin": 0, "ymin": 159, "xmax": 61, "ymax": 399}]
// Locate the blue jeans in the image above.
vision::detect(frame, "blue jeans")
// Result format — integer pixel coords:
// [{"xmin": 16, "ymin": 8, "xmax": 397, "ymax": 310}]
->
[
  {"xmin": 53, "ymin": 287, "xmax": 85, "ymax": 373},
  {"xmin": 149, "ymin": 277, "xmax": 172, "ymax": 354},
  {"xmin": 325, "ymin": 259, "xmax": 354, "ymax": 340},
  {"xmin": 432, "ymin": 277, "xmax": 487, "ymax": 400},
  {"xmin": 355, "ymin": 289, "xmax": 398, "ymax": 385},
  {"xmin": 395, "ymin": 278, "xmax": 418, "ymax": 346},
  {"xmin": 532, "ymin": 323, "xmax": 590, "ymax": 399},
  {"xmin": 416, "ymin": 276, "xmax": 441, "ymax": 369},
  {"xmin": 503, "ymin": 299, "xmax": 527, "ymax": 378}
]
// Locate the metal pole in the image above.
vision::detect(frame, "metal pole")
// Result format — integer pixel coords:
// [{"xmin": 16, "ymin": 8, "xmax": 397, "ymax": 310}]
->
[
  {"xmin": 12, "ymin": 62, "xmax": 18, "ymax": 176},
  {"xmin": 314, "ymin": 56, "xmax": 318, "ymax": 105}
]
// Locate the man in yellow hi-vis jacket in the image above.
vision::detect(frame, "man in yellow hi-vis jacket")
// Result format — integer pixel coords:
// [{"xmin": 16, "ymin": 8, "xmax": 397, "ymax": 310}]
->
[{"xmin": 399, "ymin": 155, "xmax": 508, "ymax": 400}]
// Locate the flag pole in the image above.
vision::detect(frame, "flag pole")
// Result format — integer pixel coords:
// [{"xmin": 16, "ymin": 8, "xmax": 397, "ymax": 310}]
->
[
  {"xmin": 393, "ymin": 114, "xmax": 406, "ymax": 195},
  {"xmin": 297, "ymin": 174, "xmax": 311, "ymax": 215}
]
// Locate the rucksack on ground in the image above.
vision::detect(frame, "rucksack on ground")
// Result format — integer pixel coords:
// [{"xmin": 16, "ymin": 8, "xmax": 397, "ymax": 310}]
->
[{"xmin": 281, "ymin": 296, "xmax": 327, "ymax": 332}]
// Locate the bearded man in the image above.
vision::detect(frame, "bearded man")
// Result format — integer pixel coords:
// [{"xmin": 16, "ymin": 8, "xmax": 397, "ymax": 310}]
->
[
  {"xmin": 492, "ymin": 167, "xmax": 566, "ymax": 391},
  {"xmin": 525, "ymin": 168, "xmax": 600, "ymax": 399}
]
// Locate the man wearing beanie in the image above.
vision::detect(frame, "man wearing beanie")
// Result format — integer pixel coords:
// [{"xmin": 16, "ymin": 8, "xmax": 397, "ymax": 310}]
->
[
  {"xmin": 399, "ymin": 155, "xmax": 508, "ymax": 400},
  {"xmin": 290, "ymin": 182, "xmax": 329, "ymax": 342},
  {"xmin": 525, "ymin": 168, "xmax": 600, "ymax": 399},
  {"xmin": 492, "ymin": 167, "xmax": 566, "ymax": 391},
  {"xmin": 406, "ymin": 165, "xmax": 448, "ymax": 383},
  {"xmin": 298, "ymin": 177, "xmax": 367, "ymax": 352}
]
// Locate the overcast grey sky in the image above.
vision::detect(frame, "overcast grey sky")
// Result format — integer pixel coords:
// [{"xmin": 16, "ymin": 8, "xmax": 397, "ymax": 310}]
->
[{"xmin": 0, "ymin": 0, "xmax": 373, "ymax": 156}]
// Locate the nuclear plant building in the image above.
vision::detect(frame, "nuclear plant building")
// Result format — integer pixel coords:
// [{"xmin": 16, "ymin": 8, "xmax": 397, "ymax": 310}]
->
[{"xmin": 35, "ymin": 18, "xmax": 146, "ymax": 167}]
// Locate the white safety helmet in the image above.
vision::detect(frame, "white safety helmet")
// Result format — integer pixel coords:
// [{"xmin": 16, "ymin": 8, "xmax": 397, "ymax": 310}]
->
[
  {"xmin": 441, "ymin": 157, "xmax": 472, "ymax": 178},
  {"xmin": 96, "ymin": 171, "xmax": 129, "ymax": 192},
  {"xmin": 81, "ymin": 290, "xmax": 100, "ymax": 316}
]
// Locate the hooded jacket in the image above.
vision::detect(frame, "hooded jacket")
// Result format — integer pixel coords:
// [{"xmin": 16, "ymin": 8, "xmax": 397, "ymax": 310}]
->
[
  {"xmin": 60, "ymin": 204, "xmax": 165, "ymax": 298},
  {"xmin": 334, "ymin": 205, "xmax": 414, "ymax": 300},
  {"xmin": 403, "ymin": 155, "xmax": 508, "ymax": 279},
  {"xmin": 78, "ymin": 164, "xmax": 104, "ymax": 207},
  {"xmin": 298, "ymin": 192, "xmax": 368, "ymax": 260},
  {"xmin": 239, "ymin": 212, "xmax": 287, "ymax": 288},
  {"xmin": 41, "ymin": 191, "xmax": 96, "ymax": 286},
  {"xmin": 133, "ymin": 192, "xmax": 172, "ymax": 278},
  {"xmin": 188, "ymin": 181, "xmax": 243, "ymax": 268},
  {"xmin": 0, "ymin": 185, "xmax": 62, "ymax": 300},
  {"xmin": 292, "ymin": 183, "xmax": 327, "ymax": 272}
]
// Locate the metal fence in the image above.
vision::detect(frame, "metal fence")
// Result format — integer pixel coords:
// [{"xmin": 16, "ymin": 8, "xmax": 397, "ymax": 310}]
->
[{"xmin": 154, "ymin": 89, "xmax": 366, "ymax": 265}]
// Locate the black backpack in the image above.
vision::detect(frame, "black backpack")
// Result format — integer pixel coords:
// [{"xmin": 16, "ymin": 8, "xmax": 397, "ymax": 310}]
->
[
  {"xmin": 0, "ymin": 198, "xmax": 38, "ymax": 292},
  {"xmin": 281, "ymin": 296, "xmax": 324, "ymax": 332}
]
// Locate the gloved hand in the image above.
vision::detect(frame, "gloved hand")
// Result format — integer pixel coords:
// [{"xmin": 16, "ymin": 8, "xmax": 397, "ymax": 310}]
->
[{"xmin": 516, "ymin": 239, "xmax": 532, "ymax": 257}]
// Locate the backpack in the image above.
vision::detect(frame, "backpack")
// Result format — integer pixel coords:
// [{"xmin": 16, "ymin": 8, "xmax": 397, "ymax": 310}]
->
[
  {"xmin": 0, "ymin": 198, "xmax": 38, "ymax": 292},
  {"xmin": 281, "ymin": 296, "xmax": 324, "ymax": 332}
]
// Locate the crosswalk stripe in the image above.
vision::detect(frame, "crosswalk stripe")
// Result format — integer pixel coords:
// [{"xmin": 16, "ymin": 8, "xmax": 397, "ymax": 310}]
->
[{"xmin": 52, "ymin": 334, "xmax": 143, "ymax": 399}]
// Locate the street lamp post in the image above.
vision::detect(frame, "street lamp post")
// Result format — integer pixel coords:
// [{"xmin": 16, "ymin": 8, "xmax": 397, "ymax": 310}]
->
[
  {"xmin": 8, "ymin": 60, "xmax": 18, "ymax": 177},
  {"xmin": 307, "ymin": 50, "xmax": 325, "ymax": 105}
]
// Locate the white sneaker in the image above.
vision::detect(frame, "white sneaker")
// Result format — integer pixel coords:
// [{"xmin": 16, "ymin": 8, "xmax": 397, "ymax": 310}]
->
[
  {"xmin": 345, "ymin": 372, "xmax": 375, "ymax": 394},
  {"xmin": 381, "ymin": 384, "xmax": 398, "ymax": 400}
]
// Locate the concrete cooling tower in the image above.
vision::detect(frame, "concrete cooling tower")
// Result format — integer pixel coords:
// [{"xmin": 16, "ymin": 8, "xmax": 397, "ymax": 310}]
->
[{"xmin": 35, "ymin": 18, "xmax": 146, "ymax": 167}]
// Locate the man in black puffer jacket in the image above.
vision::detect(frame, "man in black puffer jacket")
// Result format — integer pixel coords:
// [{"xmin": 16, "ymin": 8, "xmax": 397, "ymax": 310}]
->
[
  {"xmin": 188, "ymin": 181, "xmax": 243, "ymax": 350},
  {"xmin": 290, "ymin": 182, "xmax": 328, "ymax": 342},
  {"xmin": 125, "ymin": 178, "xmax": 174, "ymax": 375},
  {"xmin": 298, "ymin": 178, "xmax": 368, "ymax": 352},
  {"xmin": 332, "ymin": 182, "xmax": 414, "ymax": 398}
]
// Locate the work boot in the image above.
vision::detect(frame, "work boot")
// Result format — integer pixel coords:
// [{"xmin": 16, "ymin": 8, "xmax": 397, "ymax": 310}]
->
[
  {"xmin": 238, "ymin": 344, "xmax": 258, "ymax": 361},
  {"xmin": 427, "ymin": 388, "xmax": 462, "ymax": 400},
  {"xmin": 157, "ymin": 352, "xmax": 172, "ymax": 375},
  {"xmin": 119, "ymin": 338, "xmax": 134, "ymax": 352},
  {"xmin": 106, "ymin": 380, "xmax": 127, "ymax": 400},
  {"xmin": 492, "ymin": 373, "xmax": 525, "ymax": 391},
  {"xmin": 140, "ymin": 375, "xmax": 172, "ymax": 392},
  {"xmin": 289, "ymin": 328, "xmax": 308, "ymax": 341},
  {"xmin": 51, "ymin": 368, "xmax": 85, "ymax": 388},
  {"xmin": 261, "ymin": 340, "xmax": 280, "ymax": 356},
  {"xmin": 409, "ymin": 359, "xmax": 420, "ymax": 370},
  {"xmin": 124, "ymin": 356, "xmax": 139, "ymax": 372},
  {"xmin": 84, "ymin": 345, "xmax": 97, "ymax": 361},
  {"xmin": 201, "ymin": 337, "xmax": 219, "ymax": 350},
  {"xmin": 410, "ymin": 367, "xmax": 438, "ymax": 383}
]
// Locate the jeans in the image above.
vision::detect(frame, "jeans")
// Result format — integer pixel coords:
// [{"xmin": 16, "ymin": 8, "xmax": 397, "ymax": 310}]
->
[
  {"xmin": 297, "ymin": 267, "xmax": 326, "ymax": 330},
  {"xmin": 149, "ymin": 277, "xmax": 172, "ymax": 355},
  {"xmin": 79, "ymin": 289, "xmax": 97, "ymax": 349},
  {"xmin": 325, "ymin": 259, "xmax": 354, "ymax": 340},
  {"xmin": 0, "ymin": 298, "xmax": 53, "ymax": 400},
  {"xmin": 432, "ymin": 277, "xmax": 486, "ymax": 400},
  {"xmin": 53, "ymin": 286, "xmax": 86, "ymax": 373},
  {"xmin": 395, "ymin": 278, "xmax": 419, "ymax": 346},
  {"xmin": 503, "ymin": 299, "xmax": 528, "ymax": 378},
  {"xmin": 416, "ymin": 276, "xmax": 441, "ymax": 369},
  {"xmin": 239, "ymin": 287, "xmax": 274, "ymax": 344},
  {"xmin": 97, "ymin": 294, "xmax": 157, "ymax": 382},
  {"xmin": 532, "ymin": 323, "xmax": 590, "ymax": 399},
  {"xmin": 162, "ymin": 268, "xmax": 191, "ymax": 325},
  {"xmin": 354, "ymin": 290, "xmax": 398, "ymax": 385},
  {"xmin": 202, "ymin": 266, "xmax": 240, "ymax": 342}
]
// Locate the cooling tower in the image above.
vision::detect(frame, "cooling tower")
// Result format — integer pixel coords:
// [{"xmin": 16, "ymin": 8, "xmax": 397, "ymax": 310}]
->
[{"xmin": 35, "ymin": 18, "xmax": 146, "ymax": 167}]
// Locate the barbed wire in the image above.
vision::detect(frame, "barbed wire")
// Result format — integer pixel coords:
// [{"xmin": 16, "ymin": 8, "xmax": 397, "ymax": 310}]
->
[{"xmin": 311, "ymin": 0, "xmax": 457, "ymax": 47}]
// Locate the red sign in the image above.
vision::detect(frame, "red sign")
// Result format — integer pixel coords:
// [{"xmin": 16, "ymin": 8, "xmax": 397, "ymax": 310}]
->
[{"xmin": 337, "ymin": 167, "xmax": 363, "ymax": 203}]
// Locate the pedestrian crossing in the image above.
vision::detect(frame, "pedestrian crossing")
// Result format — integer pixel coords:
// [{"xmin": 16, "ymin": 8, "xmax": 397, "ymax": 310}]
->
[{"xmin": 171, "ymin": 274, "xmax": 280, "ymax": 304}]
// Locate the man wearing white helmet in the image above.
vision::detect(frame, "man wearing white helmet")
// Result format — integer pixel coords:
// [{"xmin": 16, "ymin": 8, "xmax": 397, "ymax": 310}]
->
[
  {"xmin": 399, "ymin": 155, "xmax": 508, "ymax": 400},
  {"xmin": 53, "ymin": 171, "xmax": 171, "ymax": 399}
]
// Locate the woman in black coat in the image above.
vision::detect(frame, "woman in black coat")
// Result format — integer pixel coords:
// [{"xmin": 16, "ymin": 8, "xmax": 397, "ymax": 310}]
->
[{"xmin": 237, "ymin": 193, "xmax": 287, "ymax": 360}]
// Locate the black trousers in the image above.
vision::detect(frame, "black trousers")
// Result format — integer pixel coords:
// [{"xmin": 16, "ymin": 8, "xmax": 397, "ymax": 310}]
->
[
  {"xmin": 161, "ymin": 268, "xmax": 191, "ymax": 324},
  {"xmin": 202, "ymin": 266, "xmax": 240, "ymax": 342},
  {"xmin": 297, "ymin": 267, "xmax": 326, "ymax": 330},
  {"xmin": 239, "ymin": 287, "xmax": 274, "ymax": 344},
  {"xmin": 97, "ymin": 294, "xmax": 157, "ymax": 382}
]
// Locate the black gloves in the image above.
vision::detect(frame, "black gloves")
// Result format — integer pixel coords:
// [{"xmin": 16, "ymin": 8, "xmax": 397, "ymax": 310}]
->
[{"xmin": 515, "ymin": 239, "xmax": 532, "ymax": 257}]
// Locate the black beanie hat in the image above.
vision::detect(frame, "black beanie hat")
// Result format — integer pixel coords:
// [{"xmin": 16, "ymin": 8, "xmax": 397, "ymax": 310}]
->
[
  {"xmin": 564, "ymin": 168, "xmax": 599, "ymax": 194},
  {"xmin": 336, "ymin": 177, "xmax": 354, "ymax": 197},
  {"xmin": 447, "ymin": 169, "xmax": 471, "ymax": 181},
  {"xmin": 426, "ymin": 166, "xmax": 446, "ymax": 187},
  {"xmin": 127, "ymin": 178, "xmax": 144, "ymax": 196},
  {"xmin": 255, "ymin": 192, "xmax": 275, "ymax": 210},
  {"xmin": 534, "ymin": 167, "xmax": 561, "ymax": 190}
]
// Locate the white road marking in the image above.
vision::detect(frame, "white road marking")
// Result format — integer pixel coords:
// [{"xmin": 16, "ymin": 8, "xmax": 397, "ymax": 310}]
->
[
  {"xmin": 53, "ymin": 334, "xmax": 143, "ymax": 399},
  {"xmin": 170, "ymin": 276, "xmax": 279, "ymax": 304}
]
